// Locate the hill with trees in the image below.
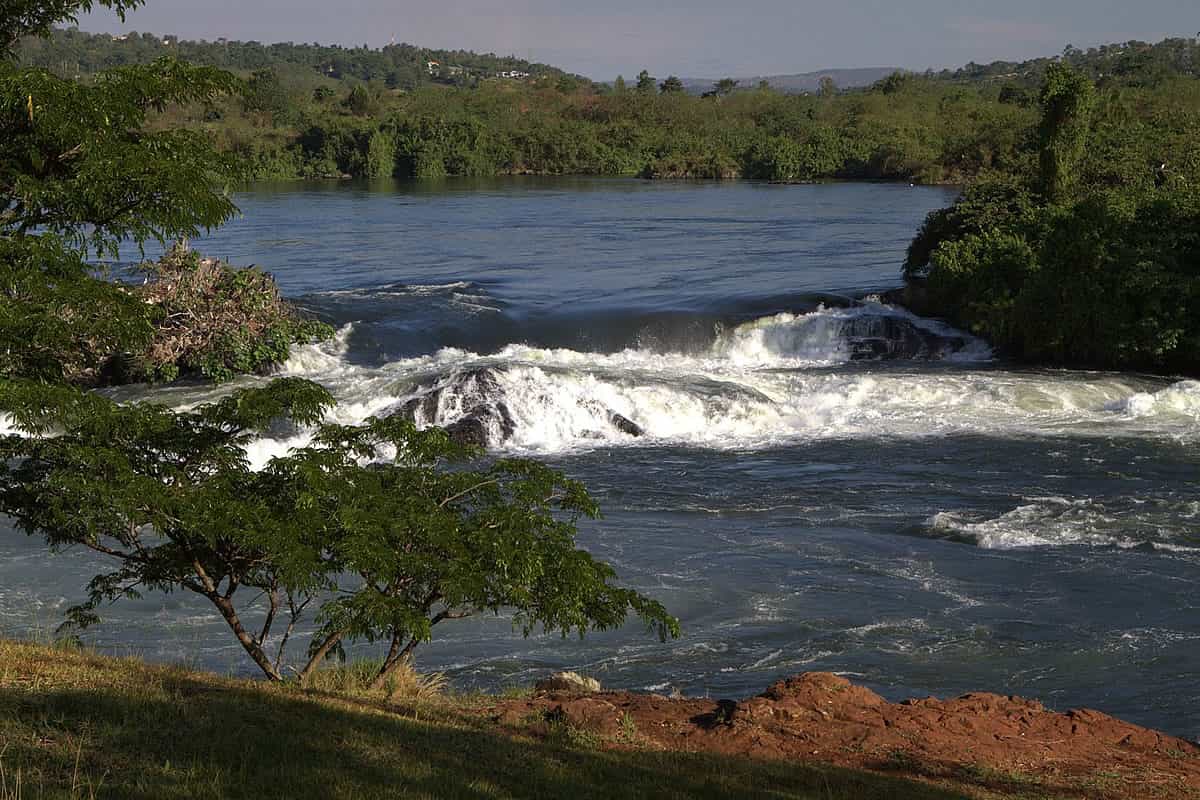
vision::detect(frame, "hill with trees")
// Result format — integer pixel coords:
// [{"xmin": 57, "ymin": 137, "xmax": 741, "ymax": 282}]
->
[{"xmin": 15, "ymin": 26, "xmax": 578, "ymax": 89}]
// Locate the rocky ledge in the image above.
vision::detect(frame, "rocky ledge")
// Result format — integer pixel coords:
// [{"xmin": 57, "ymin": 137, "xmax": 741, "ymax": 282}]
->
[{"xmin": 484, "ymin": 672, "xmax": 1200, "ymax": 799}]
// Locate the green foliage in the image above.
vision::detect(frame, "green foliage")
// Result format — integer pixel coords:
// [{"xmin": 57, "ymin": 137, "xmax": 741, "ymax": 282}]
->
[
  {"xmin": 365, "ymin": 128, "xmax": 397, "ymax": 177},
  {"xmin": 2, "ymin": 57, "xmax": 242, "ymax": 254},
  {"xmin": 1037, "ymin": 64, "xmax": 1096, "ymax": 201},
  {"xmin": 909, "ymin": 66, "xmax": 1200, "ymax": 374},
  {"xmin": 635, "ymin": 70, "xmax": 655, "ymax": 94},
  {"xmin": 15, "ymin": 26, "xmax": 576, "ymax": 89},
  {"xmin": 243, "ymin": 67, "xmax": 288, "ymax": 115},
  {"xmin": 0, "ymin": 2, "xmax": 332, "ymax": 388},
  {"xmin": 0, "ymin": 380, "xmax": 680, "ymax": 684},
  {"xmin": 345, "ymin": 83, "xmax": 379, "ymax": 116},
  {"xmin": 0, "ymin": 234, "xmax": 155, "ymax": 383}
]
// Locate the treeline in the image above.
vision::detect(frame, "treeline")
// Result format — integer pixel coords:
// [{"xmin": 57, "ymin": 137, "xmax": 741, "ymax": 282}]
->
[
  {"xmin": 18, "ymin": 31, "xmax": 1200, "ymax": 188},
  {"xmin": 16, "ymin": 27, "xmax": 575, "ymax": 90},
  {"xmin": 192, "ymin": 68, "xmax": 1196, "ymax": 188},
  {"xmin": 154, "ymin": 75, "xmax": 1039, "ymax": 184},
  {"xmin": 933, "ymin": 37, "xmax": 1200, "ymax": 89}
]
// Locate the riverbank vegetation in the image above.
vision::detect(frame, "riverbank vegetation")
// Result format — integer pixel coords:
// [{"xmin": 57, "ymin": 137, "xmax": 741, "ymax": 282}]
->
[
  {"xmin": 904, "ymin": 64, "xmax": 1200, "ymax": 374},
  {"xmin": 16, "ymin": 31, "xmax": 1200, "ymax": 186},
  {"xmin": 0, "ymin": 9, "xmax": 327, "ymax": 387},
  {"xmin": 3, "ymin": 638, "xmax": 1197, "ymax": 800}
]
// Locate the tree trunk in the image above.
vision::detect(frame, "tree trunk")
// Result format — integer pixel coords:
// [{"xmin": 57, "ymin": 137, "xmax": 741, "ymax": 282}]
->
[
  {"xmin": 210, "ymin": 595, "xmax": 283, "ymax": 681},
  {"xmin": 298, "ymin": 629, "xmax": 347, "ymax": 684},
  {"xmin": 368, "ymin": 637, "xmax": 419, "ymax": 692}
]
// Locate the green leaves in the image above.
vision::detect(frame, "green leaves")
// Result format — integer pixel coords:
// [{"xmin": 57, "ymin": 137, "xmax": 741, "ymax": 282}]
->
[
  {"xmin": 1037, "ymin": 64, "xmax": 1097, "ymax": 202},
  {"xmin": 909, "ymin": 64, "xmax": 1200, "ymax": 374},
  {"xmin": 2, "ymin": 59, "xmax": 242, "ymax": 255}
]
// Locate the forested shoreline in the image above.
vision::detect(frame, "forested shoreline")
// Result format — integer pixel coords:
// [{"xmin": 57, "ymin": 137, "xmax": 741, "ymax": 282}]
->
[{"xmin": 16, "ymin": 30, "xmax": 1200, "ymax": 185}]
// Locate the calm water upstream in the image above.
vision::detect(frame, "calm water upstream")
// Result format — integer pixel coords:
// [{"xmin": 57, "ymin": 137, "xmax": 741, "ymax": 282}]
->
[{"xmin": 2, "ymin": 178, "xmax": 1198, "ymax": 737}]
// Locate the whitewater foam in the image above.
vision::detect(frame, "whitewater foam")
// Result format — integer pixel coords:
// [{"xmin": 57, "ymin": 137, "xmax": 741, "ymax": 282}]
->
[
  {"xmin": 60, "ymin": 302, "xmax": 1193, "ymax": 462},
  {"xmin": 928, "ymin": 495, "xmax": 1200, "ymax": 551},
  {"xmin": 712, "ymin": 300, "xmax": 993, "ymax": 366}
]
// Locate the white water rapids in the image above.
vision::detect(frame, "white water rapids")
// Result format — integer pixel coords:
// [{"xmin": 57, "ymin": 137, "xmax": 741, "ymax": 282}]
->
[{"xmin": 260, "ymin": 301, "xmax": 1199, "ymax": 464}]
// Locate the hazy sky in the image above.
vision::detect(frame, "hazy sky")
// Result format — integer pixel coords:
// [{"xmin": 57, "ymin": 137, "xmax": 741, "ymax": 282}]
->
[{"xmin": 80, "ymin": 0, "xmax": 1197, "ymax": 78}]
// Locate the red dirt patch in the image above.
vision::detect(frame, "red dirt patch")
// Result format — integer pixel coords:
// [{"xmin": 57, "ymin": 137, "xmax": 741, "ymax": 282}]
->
[{"xmin": 482, "ymin": 672, "xmax": 1200, "ymax": 799}]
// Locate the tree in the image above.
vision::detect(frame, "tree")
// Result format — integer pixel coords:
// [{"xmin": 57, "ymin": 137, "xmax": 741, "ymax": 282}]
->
[
  {"xmin": 635, "ymin": 69, "xmax": 655, "ymax": 93},
  {"xmin": 818, "ymin": 75, "xmax": 837, "ymax": 97},
  {"xmin": 714, "ymin": 77, "xmax": 738, "ymax": 96},
  {"xmin": 659, "ymin": 75, "xmax": 684, "ymax": 94},
  {"xmin": 2, "ymin": 4, "xmax": 245, "ymax": 383},
  {"xmin": 345, "ymin": 83, "xmax": 377, "ymax": 115},
  {"xmin": 0, "ymin": 380, "xmax": 680, "ymax": 686},
  {"xmin": 243, "ymin": 68, "xmax": 288, "ymax": 115},
  {"xmin": 1037, "ymin": 63, "xmax": 1096, "ymax": 201},
  {"xmin": 613, "ymin": 74, "xmax": 627, "ymax": 93}
]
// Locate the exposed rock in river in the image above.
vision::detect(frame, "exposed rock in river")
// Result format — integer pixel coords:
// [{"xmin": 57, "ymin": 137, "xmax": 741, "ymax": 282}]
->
[
  {"xmin": 841, "ymin": 314, "xmax": 964, "ymax": 360},
  {"xmin": 388, "ymin": 366, "xmax": 647, "ymax": 448}
]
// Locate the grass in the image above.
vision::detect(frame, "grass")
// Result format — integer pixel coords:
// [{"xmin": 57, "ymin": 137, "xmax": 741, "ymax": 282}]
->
[{"xmin": 0, "ymin": 639, "xmax": 972, "ymax": 800}]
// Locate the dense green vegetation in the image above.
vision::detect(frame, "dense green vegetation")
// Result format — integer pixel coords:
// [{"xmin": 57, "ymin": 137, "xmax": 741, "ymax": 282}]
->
[
  {"xmin": 933, "ymin": 38, "xmax": 1200, "ymax": 88},
  {"xmin": 151, "ymin": 73, "xmax": 1039, "ymax": 183},
  {"xmin": 905, "ymin": 63, "xmax": 1200, "ymax": 374},
  {"xmin": 17, "ymin": 30, "xmax": 1200, "ymax": 187}
]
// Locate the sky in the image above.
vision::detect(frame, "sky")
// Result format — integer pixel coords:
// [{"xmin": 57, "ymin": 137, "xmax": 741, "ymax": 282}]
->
[{"xmin": 80, "ymin": 0, "xmax": 1198, "ymax": 79}]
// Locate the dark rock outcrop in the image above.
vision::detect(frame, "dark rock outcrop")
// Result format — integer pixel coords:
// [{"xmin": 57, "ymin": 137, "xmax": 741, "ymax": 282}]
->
[
  {"xmin": 841, "ymin": 315, "xmax": 964, "ymax": 360},
  {"xmin": 389, "ymin": 367, "xmax": 517, "ymax": 448},
  {"xmin": 443, "ymin": 402, "xmax": 516, "ymax": 448},
  {"xmin": 608, "ymin": 413, "xmax": 644, "ymax": 437},
  {"xmin": 389, "ymin": 365, "xmax": 649, "ymax": 447}
]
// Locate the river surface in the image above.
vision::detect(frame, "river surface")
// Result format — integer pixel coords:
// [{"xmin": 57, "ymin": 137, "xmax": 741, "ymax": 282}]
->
[{"xmin": 2, "ymin": 178, "xmax": 1198, "ymax": 737}]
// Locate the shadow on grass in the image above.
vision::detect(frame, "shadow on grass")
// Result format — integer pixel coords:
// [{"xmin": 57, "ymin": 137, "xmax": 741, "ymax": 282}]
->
[{"xmin": 0, "ymin": 669, "xmax": 972, "ymax": 800}]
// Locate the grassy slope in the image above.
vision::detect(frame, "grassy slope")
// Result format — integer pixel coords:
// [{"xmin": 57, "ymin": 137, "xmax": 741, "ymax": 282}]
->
[{"xmin": 0, "ymin": 640, "xmax": 979, "ymax": 800}]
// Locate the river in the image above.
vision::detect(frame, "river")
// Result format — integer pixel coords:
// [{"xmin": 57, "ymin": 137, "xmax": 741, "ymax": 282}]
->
[{"xmin": 2, "ymin": 178, "xmax": 1198, "ymax": 737}]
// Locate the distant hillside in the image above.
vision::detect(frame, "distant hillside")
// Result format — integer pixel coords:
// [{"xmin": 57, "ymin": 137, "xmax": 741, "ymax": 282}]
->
[
  {"xmin": 929, "ymin": 37, "xmax": 1200, "ymax": 87},
  {"xmin": 16, "ymin": 27, "xmax": 583, "ymax": 89},
  {"xmin": 681, "ymin": 67, "xmax": 899, "ymax": 95}
]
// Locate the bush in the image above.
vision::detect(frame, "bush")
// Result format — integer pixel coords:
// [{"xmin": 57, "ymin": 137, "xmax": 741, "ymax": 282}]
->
[{"xmin": 130, "ymin": 242, "xmax": 334, "ymax": 383}]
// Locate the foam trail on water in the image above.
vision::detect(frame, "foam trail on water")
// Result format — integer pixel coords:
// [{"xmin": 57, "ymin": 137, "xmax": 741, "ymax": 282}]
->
[
  {"xmin": 1107, "ymin": 380, "xmax": 1200, "ymax": 421},
  {"xmin": 928, "ymin": 496, "xmax": 1200, "ymax": 551}
]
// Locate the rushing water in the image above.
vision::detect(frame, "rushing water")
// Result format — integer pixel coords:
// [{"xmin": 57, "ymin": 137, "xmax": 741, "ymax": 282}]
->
[{"xmin": 3, "ymin": 178, "xmax": 1198, "ymax": 737}]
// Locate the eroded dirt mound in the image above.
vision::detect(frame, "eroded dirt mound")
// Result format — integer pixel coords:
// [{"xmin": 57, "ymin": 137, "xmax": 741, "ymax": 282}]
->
[{"xmin": 485, "ymin": 672, "xmax": 1200, "ymax": 799}]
